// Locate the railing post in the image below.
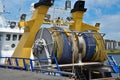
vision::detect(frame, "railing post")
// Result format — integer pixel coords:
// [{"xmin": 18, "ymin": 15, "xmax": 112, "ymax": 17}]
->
[
  {"xmin": 8, "ymin": 58, "xmax": 12, "ymax": 65},
  {"xmin": 23, "ymin": 58, "xmax": 27, "ymax": 70},
  {"xmin": 52, "ymin": 52, "xmax": 60, "ymax": 71},
  {"xmin": 54, "ymin": 57, "xmax": 60, "ymax": 71},
  {"xmin": 15, "ymin": 58, "xmax": 19, "ymax": 66},
  {"xmin": 30, "ymin": 59, "xmax": 34, "ymax": 72}
]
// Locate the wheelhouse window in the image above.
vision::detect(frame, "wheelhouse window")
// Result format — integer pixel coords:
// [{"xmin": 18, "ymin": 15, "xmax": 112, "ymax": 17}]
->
[
  {"xmin": 13, "ymin": 34, "xmax": 17, "ymax": 41},
  {"xmin": 19, "ymin": 35, "xmax": 22, "ymax": 40},
  {"xmin": 0, "ymin": 34, "xmax": 3, "ymax": 41},
  {"xmin": 6, "ymin": 34, "xmax": 11, "ymax": 41}
]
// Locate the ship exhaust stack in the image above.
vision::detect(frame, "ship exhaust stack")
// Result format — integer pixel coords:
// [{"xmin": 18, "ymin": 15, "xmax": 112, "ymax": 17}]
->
[
  {"xmin": 71, "ymin": 0, "xmax": 87, "ymax": 13},
  {"xmin": 20, "ymin": 14, "xmax": 26, "ymax": 21}
]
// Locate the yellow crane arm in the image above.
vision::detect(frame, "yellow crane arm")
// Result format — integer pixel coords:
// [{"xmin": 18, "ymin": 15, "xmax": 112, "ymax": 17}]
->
[
  {"xmin": 70, "ymin": 1, "xmax": 99, "ymax": 32},
  {"xmin": 12, "ymin": 0, "xmax": 53, "ymax": 66},
  {"xmin": 82, "ymin": 23, "xmax": 100, "ymax": 32}
]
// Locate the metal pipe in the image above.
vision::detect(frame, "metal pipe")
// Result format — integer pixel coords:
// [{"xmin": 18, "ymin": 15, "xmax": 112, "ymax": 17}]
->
[{"xmin": 34, "ymin": 68, "xmax": 75, "ymax": 76}]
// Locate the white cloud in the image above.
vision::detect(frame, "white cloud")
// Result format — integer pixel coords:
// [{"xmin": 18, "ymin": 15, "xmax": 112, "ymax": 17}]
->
[
  {"xmin": 84, "ymin": 0, "xmax": 120, "ymax": 18},
  {"xmin": 104, "ymin": 32, "xmax": 120, "ymax": 41},
  {"xmin": 3, "ymin": 0, "xmax": 22, "ymax": 13},
  {"xmin": 82, "ymin": 0, "xmax": 120, "ymax": 41},
  {"xmin": 98, "ymin": 13, "xmax": 120, "ymax": 32},
  {"xmin": 93, "ymin": 13, "xmax": 120, "ymax": 41},
  {"xmin": 2, "ymin": 0, "xmax": 35, "ymax": 20},
  {"xmin": 94, "ymin": 8, "xmax": 102, "ymax": 16},
  {"xmin": 5, "ymin": 0, "xmax": 26, "ymax": 5},
  {"xmin": 85, "ymin": 0, "xmax": 120, "ymax": 8},
  {"xmin": 2, "ymin": 0, "xmax": 120, "ymax": 41}
]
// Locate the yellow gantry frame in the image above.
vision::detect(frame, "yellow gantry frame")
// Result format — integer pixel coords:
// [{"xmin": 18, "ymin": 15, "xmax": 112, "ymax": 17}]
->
[
  {"xmin": 70, "ymin": 10, "xmax": 107, "ymax": 62},
  {"xmin": 12, "ymin": 1, "xmax": 100, "ymax": 66},
  {"xmin": 12, "ymin": 5, "xmax": 50, "ymax": 66},
  {"xmin": 70, "ymin": 11, "xmax": 100, "ymax": 32}
]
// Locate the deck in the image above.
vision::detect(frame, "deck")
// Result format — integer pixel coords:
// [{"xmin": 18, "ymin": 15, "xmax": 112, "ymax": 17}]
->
[{"xmin": 0, "ymin": 69, "xmax": 70, "ymax": 80}]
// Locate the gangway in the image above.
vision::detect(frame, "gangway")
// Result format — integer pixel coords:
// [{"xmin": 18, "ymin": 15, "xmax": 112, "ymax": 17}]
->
[{"xmin": 108, "ymin": 55, "xmax": 120, "ymax": 73}]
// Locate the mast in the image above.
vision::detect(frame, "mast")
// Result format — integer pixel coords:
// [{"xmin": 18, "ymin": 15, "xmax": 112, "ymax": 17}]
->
[{"xmin": 0, "ymin": 0, "xmax": 3, "ymax": 14}]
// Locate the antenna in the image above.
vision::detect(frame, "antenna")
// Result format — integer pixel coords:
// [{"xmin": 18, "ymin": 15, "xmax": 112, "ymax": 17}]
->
[
  {"xmin": 65, "ymin": 0, "xmax": 71, "ymax": 10},
  {"xmin": 19, "ymin": 0, "xmax": 23, "ymax": 13},
  {"xmin": 0, "ymin": 0, "xmax": 4, "ymax": 14},
  {"xmin": 0, "ymin": 0, "xmax": 10, "ymax": 14}
]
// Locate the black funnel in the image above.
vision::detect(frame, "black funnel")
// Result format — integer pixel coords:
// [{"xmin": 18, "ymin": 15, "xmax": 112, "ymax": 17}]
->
[
  {"xmin": 71, "ymin": 0, "xmax": 87, "ymax": 13},
  {"xmin": 20, "ymin": 14, "xmax": 26, "ymax": 21},
  {"xmin": 34, "ymin": 0, "xmax": 54, "ymax": 8}
]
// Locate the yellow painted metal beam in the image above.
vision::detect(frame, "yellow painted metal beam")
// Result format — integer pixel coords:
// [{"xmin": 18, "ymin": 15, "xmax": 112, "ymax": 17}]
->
[
  {"xmin": 82, "ymin": 23, "xmax": 100, "ymax": 32},
  {"xmin": 70, "ymin": 11, "xmax": 99, "ymax": 32},
  {"xmin": 12, "ymin": 5, "xmax": 50, "ymax": 66},
  {"xmin": 70, "ymin": 11, "xmax": 83, "ymax": 31}
]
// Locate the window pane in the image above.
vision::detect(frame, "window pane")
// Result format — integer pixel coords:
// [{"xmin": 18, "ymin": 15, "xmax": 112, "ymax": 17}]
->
[
  {"xmin": 19, "ymin": 35, "xmax": 22, "ymax": 40},
  {"xmin": 13, "ymin": 35, "xmax": 17, "ymax": 41},
  {"xmin": 6, "ymin": 34, "xmax": 11, "ymax": 41},
  {"xmin": 0, "ymin": 35, "xmax": 3, "ymax": 41}
]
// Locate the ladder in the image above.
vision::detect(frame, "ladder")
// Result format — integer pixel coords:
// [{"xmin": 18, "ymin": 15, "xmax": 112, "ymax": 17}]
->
[
  {"xmin": 79, "ymin": 73, "xmax": 87, "ymax": 80},
  {"xmin": 108, "ymin": 55, "xmax": 120, "ymax": 73},
  {"xmin": 75, "ymin": 68, "xmax": 87, "ymax": 80}
]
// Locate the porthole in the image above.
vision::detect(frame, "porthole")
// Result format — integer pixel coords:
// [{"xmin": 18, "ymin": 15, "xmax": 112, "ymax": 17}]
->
[{"xmin": 11, "ymin": 44, "xmax": 15, "ymax": 48}]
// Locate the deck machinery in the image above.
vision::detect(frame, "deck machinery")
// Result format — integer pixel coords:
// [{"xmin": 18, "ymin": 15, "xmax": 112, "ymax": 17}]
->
[{"xmin": 11, "ymin": 0, "xmax": 115, "ymax": 80}]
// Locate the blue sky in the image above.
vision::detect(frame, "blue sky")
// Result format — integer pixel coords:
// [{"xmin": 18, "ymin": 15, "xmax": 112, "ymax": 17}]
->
[{"xmin": 1, "ymin": 0, "xmax": 120, "ymax": 41}]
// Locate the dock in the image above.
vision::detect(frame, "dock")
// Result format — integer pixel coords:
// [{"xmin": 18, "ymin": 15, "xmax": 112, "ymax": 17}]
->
[{"xmin": 0, "ymin": 69, "xmax": 70, "ymax": 80}]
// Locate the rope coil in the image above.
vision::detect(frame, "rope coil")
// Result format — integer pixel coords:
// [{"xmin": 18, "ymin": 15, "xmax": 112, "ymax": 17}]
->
[
  {"xmin": 34, "ymin": 28, "xmax": 108, "ymax": 64},
  {"xmin": 82, "ymin": 33, "xmax": 96, "ymax": 62}
]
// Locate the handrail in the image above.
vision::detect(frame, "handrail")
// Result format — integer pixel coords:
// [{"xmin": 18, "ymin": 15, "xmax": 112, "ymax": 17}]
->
[
  {"xmin": 0, "ymin": 57, "xmax": 52, "ymax": 71},
  {"xmin": 108, "ymin": 55, "xmax": 120, "ymax": 73},
  {"xmin": 0, "ymin": 56, "xmax": 61, "ymax": 75}
]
